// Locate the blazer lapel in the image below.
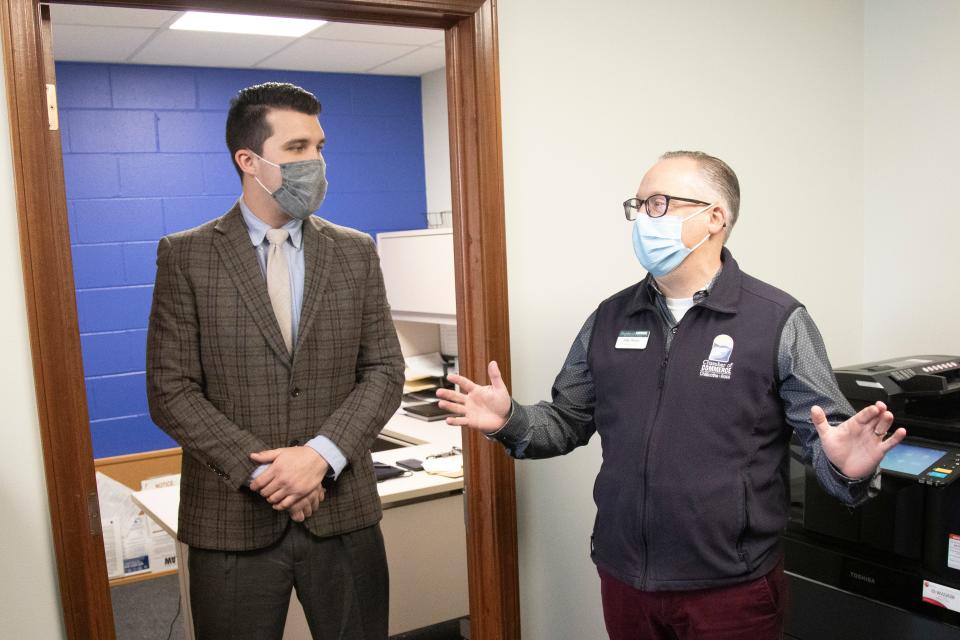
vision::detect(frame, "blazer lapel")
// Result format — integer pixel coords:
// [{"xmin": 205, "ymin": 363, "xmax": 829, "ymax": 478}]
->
[
  {"xmin": 213, "ymin": 206, "xmax": 292, "ymax": 368},
  {"xmin": 295, "ymin": 216, "xmax": 332, "ymax": 355}
]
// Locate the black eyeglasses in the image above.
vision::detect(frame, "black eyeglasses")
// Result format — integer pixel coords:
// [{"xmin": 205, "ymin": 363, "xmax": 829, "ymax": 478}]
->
[{"xmin": 623, "ymin": 194, "xmax": 710, "ymax": 220}]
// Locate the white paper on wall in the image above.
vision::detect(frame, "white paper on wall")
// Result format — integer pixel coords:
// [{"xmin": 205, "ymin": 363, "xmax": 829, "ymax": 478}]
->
[
  {"xmin": 122, "ymin": 515, "xmax": 151, "ymax": 576},
  {"xmin": 102, "ymin": 517, "xmax": 123, "ymax": 579},
  {"xmin": 145, "ymin": 516, "xmax": 178, "ymax": 573},
  {"xmin": 95, "ymin": 471, "xmax": 140, "ymax": 536},
  {"xmin": 95, "ymin": 472, "xmax": 153, "ymax": 577},
  {"xmin": 140, "ymin": 474, "xmax": 180, "ymax": 573},
  {"xmin": 140, "ymin": 474, "xmax": 180, "ymax": 491}
]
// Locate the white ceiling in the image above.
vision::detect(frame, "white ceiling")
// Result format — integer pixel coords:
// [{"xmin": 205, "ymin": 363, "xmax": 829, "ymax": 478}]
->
[{"xmin": 50, "ymin": 5, "xmax": 445, "ymax": 76}]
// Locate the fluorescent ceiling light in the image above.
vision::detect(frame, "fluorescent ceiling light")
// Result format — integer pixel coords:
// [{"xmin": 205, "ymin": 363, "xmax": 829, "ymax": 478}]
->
[{"xmin": 169, "ymin": 11, "xmax": 326, "ymax": 37}]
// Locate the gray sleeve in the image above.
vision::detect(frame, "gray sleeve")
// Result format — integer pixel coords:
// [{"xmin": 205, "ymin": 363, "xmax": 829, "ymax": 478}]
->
[
  {"xmin": 779, "ymin": 307, "xmax": 879, "ymax": 506},
  {"xmin": 491, "ymin": 313, "xmax": 598, "ymax": 459}
]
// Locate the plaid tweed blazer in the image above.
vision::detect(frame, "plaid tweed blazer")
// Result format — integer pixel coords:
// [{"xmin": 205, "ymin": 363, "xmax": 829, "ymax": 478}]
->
[{"xmin": 146, "ymin": 204, "xmax": 404, "ymax": 551}]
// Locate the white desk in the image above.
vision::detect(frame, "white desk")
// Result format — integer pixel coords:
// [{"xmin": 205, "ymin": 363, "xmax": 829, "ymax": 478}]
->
[
  {"xmin": 381, "ymin": 410, "xmax": 463, "ymax": 448},
  {"xmin": 376, "ymin": 411, "xmax": 464, "ymax": 505},
  {"xmin": 131, "ymin": 412, "xmax": 467, "ymax": 639}
]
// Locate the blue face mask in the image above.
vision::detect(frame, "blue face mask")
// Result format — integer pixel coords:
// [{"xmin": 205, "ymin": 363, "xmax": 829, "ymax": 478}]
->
[{"xmin": 632, "ymin": 204, "xmax": 713, "ymax": 277}]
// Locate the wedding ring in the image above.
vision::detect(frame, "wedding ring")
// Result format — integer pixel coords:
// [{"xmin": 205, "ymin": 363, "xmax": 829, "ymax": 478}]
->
[{"xmin": 873, "ymin": 429, "xmax": 885, "ymax": 437}]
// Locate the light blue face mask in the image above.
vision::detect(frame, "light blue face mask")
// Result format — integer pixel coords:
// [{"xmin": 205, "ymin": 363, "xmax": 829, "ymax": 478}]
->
[{"xmin": 632, "ymin": 204, "xmax": 713, "ymax": 277}]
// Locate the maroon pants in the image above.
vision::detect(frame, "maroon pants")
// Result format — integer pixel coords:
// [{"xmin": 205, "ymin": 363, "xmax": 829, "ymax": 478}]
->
[{"xmin": 599, "ymin": 558, "xmax": 786, "ymax": 640}]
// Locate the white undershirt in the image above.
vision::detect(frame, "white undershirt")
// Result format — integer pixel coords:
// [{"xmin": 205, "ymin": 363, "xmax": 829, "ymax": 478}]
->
[{"xmin": 665, "ymin": 296, "xmax": 695, "ymax": 323}]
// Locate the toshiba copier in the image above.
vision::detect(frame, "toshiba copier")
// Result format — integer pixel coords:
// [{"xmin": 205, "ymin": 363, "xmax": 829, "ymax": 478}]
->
[{"xmin": 785, "ymin": 355, "xmax": 960, "ymax": 634}]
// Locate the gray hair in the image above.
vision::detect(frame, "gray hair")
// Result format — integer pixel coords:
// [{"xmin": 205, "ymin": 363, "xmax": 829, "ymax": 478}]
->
[{"xmin": 660, "ymin": 150, "xmax": 740, "ymax": 238}]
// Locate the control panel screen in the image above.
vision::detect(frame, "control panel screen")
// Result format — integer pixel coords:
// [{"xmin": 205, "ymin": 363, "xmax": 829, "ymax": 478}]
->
[{"xmin": 879, "ymin": 444, "xmax": 945, "ymax": 476}]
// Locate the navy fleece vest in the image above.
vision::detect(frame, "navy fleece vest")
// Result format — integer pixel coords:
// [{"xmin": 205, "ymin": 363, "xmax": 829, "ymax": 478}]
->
[{"xmin": 587, "ymin": 250, "xmax": 800, "ymax": 591}]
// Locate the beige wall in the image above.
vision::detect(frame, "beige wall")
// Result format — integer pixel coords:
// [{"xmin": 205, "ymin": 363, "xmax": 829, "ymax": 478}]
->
[
  {"xmin": 498, "ymin": 1, "xmax": 865, "ymax": 637},
  {"xmin": 863, "ymin": 0, "xmax": 960, "ymax": 359},
  {"xmin": 0, "ymin": 45, "xmax": 67, "ymax": 639}
]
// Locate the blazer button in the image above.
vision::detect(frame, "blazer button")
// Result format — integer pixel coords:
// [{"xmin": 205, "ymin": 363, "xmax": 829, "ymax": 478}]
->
[
  {"xmin": 290, "ymin": 388, "xmax": 301, "ymax": 398},
  {"xmin": 288, "ymin": 439, "xmax": 301, "ymax": 446}
]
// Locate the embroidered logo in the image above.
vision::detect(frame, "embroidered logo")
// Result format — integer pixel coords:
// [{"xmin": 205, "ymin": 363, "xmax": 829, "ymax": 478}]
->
[{"xmin": 700, "ymin": 334, "xmax": 734, "ymax": 380}]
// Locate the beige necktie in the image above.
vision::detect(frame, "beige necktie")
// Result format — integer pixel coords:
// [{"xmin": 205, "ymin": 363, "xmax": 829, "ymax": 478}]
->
[{"xmin": 265, "ymin": 229, "xmax": 293, "ymax": 353}]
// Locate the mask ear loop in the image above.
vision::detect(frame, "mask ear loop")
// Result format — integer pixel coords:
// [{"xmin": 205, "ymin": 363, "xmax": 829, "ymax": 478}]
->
[
  {"xmin": 690, "ymin": 232, "xmax": 711, "ymax": 252},
  {"xmin": 254, "ymin": 175, "xmax": 274, "ymax": 196},
  {"xmin": 249, "ymin": 151, "xmax": 280, "ymax": 196},
  {"xmin": 682, "ymin": 202, "xmax": 716, "ymax": 251},
  {"xmin": 680, "ymin": 202, "xmax": 715, "ymax": 223}
]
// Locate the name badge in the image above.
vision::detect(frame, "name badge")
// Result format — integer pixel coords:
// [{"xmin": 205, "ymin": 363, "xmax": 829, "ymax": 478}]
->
[{"xmin": 616, "ymin": 330, "xmax": 650, "ymax": 350}]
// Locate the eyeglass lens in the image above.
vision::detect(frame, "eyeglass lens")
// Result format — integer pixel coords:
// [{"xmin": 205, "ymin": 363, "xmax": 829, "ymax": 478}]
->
[
  {"xmin": 624, "ymin": 195, "xmax": 671, "ymax": 220},
  {"xmin": 646, "ymin": 195, "xmax": 668, "ymax": 217}
]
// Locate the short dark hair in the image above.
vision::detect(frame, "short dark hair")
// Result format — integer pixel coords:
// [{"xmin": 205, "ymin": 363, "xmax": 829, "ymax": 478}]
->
[
  {"xmin": 660, "ymin": 150, "xmax": 740, "ymax": 239},
  {"xmin": 225, "ymin": 82, "xmax": 321, "ymax": 178}
]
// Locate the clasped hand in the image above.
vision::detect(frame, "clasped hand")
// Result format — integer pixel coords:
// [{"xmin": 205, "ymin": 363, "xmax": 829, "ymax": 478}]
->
[{"xmin": 249, "ymin": 446, "xmax": 329, "ymax": 522}]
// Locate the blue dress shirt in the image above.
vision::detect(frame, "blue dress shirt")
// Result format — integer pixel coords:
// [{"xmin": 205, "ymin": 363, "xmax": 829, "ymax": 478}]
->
[{"xmin": 239, "ymin": 199, "xmax": 347, "ymax": 481}]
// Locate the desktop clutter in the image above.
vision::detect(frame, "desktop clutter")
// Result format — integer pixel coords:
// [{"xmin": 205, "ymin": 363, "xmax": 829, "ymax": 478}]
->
[{"xmin": 375, "ymin": 351, "xmax": 463, "ymax": 482}]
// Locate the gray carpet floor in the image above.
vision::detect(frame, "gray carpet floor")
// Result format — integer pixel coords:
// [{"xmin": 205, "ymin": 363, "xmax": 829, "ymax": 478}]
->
[
  {"xmin": 111, "ymin": 574, "xmax": 184, "ymax": 640},
  {"xmin": 111, "ymin": 574, "xmax": 464, "ymax": 639}
]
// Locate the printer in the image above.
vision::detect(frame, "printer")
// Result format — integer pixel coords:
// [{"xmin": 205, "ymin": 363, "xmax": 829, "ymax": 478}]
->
[{"xmin": 785, "ymin": 355, "xmax": 960, "ymax": 625}]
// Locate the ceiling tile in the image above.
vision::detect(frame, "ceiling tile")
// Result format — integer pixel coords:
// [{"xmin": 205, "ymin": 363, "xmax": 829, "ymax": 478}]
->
[
  {"xmin": 52, "ymin": 25, "xmax": 155, "ymax": 63},
  {"xmin": 130, "ymin": 30, "xmax": 296, "ymax": 68},
  {"xmin": 308, "ymin": 22, "xmax": 442, "ymax": 46},
  {"xmin": 48, "ymin": 8, "xmax": 445, "ymax": 75},
  {"xmin": 368, "ymin": 46, "xmax": 446, "ymax": 76},
  {"xmin": 50, "ymin": 5, "xmax": 179, "ymax": 28},
  {"xmin": 256, "ymin": 39, "xmax": 418, "ymax": 73}
]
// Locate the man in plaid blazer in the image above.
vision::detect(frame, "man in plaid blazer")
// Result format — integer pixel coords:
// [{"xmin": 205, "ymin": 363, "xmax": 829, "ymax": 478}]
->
[{"xmin": 147, "ymin": 83, "xmax": 404, "ymax": 640}]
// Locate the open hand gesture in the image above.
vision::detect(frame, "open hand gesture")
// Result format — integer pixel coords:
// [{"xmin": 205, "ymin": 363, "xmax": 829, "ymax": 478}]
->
[
  {"xmin": 436, "ymin": 361, "xmax": 512, "ymax": 433},
  {"xmin": 813, "ymin": 400, "xmax": 906, "ymax": 479}
]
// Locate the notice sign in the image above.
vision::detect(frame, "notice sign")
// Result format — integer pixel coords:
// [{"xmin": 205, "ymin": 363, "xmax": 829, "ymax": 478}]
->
[
  {"xmin": 949, "ymin": 534, "xmax": 960, "ymax": 571},
  {"xmin": 922, "ymin": 579, "xmax": 960, "ymax": 614}
]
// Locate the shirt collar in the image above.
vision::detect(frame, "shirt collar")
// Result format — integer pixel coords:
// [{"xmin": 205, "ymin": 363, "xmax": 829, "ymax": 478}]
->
[
  {"xmin": 238, "ymin": 197, "xmax": 303, "ymax": 250},
  {"xmin": 628, "ymin": 247, "xmax": 741, "ymax": 315},
  {"xmin": 648, "ymin": 270, "xmax": 719, "ymax": 305}
]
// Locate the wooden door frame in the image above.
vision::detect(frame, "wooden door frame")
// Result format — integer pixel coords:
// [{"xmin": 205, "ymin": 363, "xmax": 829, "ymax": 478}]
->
[{"xmin": 0, "ymin": 1, "xmax": 519, "ymax": 638}]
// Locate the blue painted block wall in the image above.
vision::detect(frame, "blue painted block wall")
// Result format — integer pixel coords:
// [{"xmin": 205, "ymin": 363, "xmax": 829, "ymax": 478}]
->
[{"xmin": 59, "ymin": 62, "xmax": 428, "ymax": 458}]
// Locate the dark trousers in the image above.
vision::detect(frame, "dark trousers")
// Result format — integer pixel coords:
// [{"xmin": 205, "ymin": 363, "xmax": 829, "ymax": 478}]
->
[
  {"xmin": 188, "ymin": 523, "xmax": 389, "ymax": 640},
  {"xmin": 599, "ymin": 557, "xmax": 786, "ymax": 640}
]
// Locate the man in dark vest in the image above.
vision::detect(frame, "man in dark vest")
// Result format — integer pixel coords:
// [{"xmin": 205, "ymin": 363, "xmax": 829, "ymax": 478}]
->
[{"xmin": 436, "ymin": 151, "xmax": 905, "ymax": 639}]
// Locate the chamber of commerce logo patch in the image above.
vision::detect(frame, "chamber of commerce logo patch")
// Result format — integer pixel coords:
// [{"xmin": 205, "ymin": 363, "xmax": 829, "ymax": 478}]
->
[{"xmin": 700, "ymin": 334, "xmax": 734, "ymax": 380}]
